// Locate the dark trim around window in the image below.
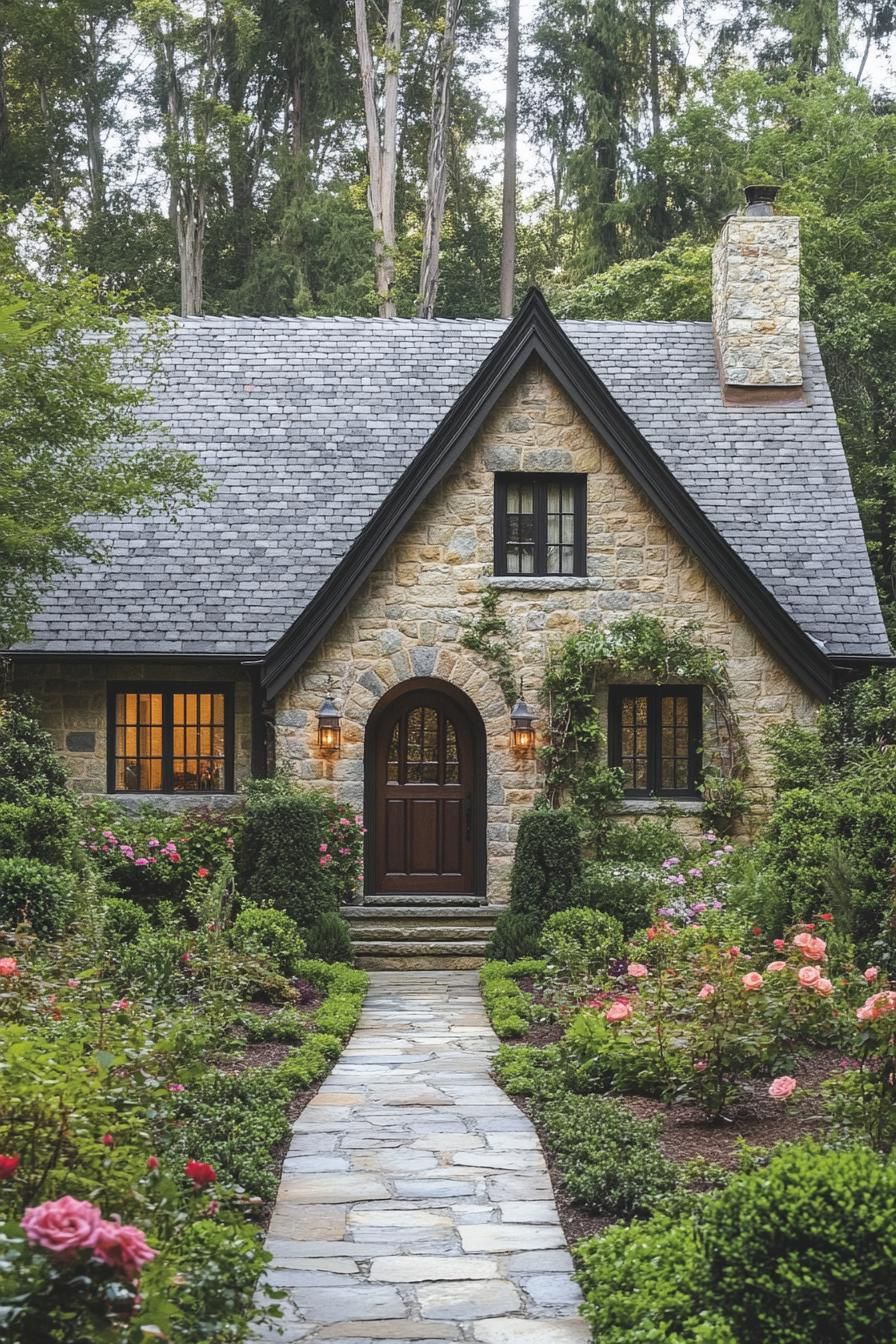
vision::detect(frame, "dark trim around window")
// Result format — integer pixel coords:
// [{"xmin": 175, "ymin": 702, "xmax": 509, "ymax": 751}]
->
[
  {"xmin": 608, "ymin": 684, "xmax": 702, "ymax": 798},
  {"xmin": 494, "ymin": 473, "xmax": 586, "ymax": 577},
  {"xmin": 106, "ymin": 683, "xmax": 235, "ymax": 794}
]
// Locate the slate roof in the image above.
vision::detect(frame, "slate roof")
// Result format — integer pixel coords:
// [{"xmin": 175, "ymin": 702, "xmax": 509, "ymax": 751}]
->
[{"xmin": 15, "ymin": 313, "xmax": 890, "ymax": 660}]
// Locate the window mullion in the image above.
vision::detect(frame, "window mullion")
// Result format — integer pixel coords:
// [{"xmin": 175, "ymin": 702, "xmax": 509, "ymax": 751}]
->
[
  {"xmin": 534, "ymin": 478, "xmax": 546, "ymax": 573},
  {"xmin": 649, "ymin": 690, "xmax": 661, "ymax": 795},
  {"xmin": 162, "ymin": 692, "xmax": 174, "ymax": 794}
]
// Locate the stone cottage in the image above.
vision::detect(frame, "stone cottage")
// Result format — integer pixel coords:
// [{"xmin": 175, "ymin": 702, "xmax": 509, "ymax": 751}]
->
[{"xmin": 9, "ymin": 192, "xmax": 892, "ymax": 964}]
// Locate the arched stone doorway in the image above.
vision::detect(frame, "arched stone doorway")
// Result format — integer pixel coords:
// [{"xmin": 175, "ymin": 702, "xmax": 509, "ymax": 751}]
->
[{"xmin": 364, "ymin": 678, "xmax": 487, "ymax": 902}]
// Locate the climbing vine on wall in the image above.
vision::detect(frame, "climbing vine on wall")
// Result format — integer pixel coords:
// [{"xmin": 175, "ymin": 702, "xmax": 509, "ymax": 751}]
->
[
  {"xmin": 541, "ymin": 614, "xmax": 749, "ymax": 836},
  {"xmin": 460, "ymin": 588, "xmax": 518, "ymax": 707}
]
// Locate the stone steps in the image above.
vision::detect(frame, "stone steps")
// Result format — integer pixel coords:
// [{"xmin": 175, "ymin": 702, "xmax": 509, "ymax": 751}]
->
[
  {"xmin": 343, "ymin": 901, "xmax": 501, "ymax": 970},
  {"xmin": 355, "ymin": 891, "xmax": 484, "ymax": 908}
]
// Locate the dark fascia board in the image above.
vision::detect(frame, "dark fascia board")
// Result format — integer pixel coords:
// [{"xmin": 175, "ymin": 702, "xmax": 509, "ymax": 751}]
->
[
  {"xmin": 7, "ymin": 650, "xmax": 254, "ymax": 664},
  {"xmin": 262, "ymin": 287, "xmax": 835, "ymax": 703}
]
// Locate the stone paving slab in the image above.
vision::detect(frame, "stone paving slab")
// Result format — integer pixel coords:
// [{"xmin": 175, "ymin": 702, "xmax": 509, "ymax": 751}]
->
[{"xmin": 253, "ymin": 972, "xmax": 588, "ymax": 1344}]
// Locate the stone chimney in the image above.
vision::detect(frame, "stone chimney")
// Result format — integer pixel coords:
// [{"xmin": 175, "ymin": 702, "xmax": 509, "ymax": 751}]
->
[{"xmin": 712, "ymin": 185, "xmax": 802, "ymax": 400}]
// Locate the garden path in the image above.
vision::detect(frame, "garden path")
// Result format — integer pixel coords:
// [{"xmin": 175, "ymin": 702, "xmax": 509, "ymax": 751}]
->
[{"xmin": 254, "ymin": 970, "xmax": 588, "ymax": 1344}]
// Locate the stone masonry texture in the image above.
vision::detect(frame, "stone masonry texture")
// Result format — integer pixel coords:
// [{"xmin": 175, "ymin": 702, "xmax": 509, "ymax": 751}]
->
[
  {"xmin": 712, "ymin": 213, "xmax": 802, "ymax": 388},
  {"xmin": 276, "ymin": 362, "xmax": 819, "ymax": 905}
]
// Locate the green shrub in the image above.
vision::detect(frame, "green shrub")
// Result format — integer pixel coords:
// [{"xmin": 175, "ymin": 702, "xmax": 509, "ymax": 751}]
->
[
  {"xmin": 574, "ymin": 860, "xmax": 661, "ymax": 936},
  {"xmin": 237, "ymin": 790, "xmax": 343, "ymax": 924},
  {"xmin": 103, "ymin": 895, "xmax": 151, "ymax": 945},
  {"xmin": 602, "ymin": 815, "xmax": 684, "ymax": 865},
  {"xmin": 721, "ymin": 849, "xmax": 790, "ymax": 937},
  {"xmin": 0, "ymin": 694, "xmax": 68, "ymax": 803},
  {"xmin": 0, "ymin": 797, "xmax": 76, "ymax": 867},
  {"xmin": 116, "ymin": 924, "xmax": 192, "ymax": 1000},
  {"xmin": 480, "ymin": 958, "xmax": 544, "ymax": 1039},
  {"xmin": 230, "ymin": 904, "xmax": 306, "ymax": 975},
  {"xmin": 493, "ymin": 1043, "xmax": 562, "ymax": 1098},
  {"xmin": 314, "ymin": 990, "xmax": 363, "ymax": 1039},
  {"xmin": 561, "ymin": 1006, "xmax": 667, "ymax": 1097},
  {"xmin": 486, "ymin": 909, "xmax": 542, "ymax": 961},
  {"xmin": 304, "ymin": 911, "xmax": 353, "ymax": 963},
  {"xmin": 575, "ymin": 1212, "xmax": 733, "ymax": 1344},
  {"xmin": 765, "ymin": 720, "xmax": 832, "ymax": 792},
  {"xmin": 168, "ymin": 1218, "xmax": 271, "ymax": 1341},
  {"xmin": 704, "ymin": 1140, "xmax": 896, "ymax": 1344},
  {"xmin": 242, "ymin": 1006, "xmax": 306, "ymax": 1043},
  {"xmin": 0, "ymin": 857, "xmax": 75, "ymax": 936},
  {"xmin": 509, "ymin": 807, "xmax": 582, "ymax": 921},
  {"xmin": 538, "ymin": 1090, "xmax": 678, "ymax": 1216},
  {"xmin": 540, "ymin": 907, "xmax": 624, "ymax": 982}
]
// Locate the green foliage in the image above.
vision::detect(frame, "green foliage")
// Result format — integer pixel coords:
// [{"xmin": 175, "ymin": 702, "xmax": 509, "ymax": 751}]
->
[
  {"xmin": 703, "ymin": 1140, "xmax": 896, "ymax": 1343},
  {"xmin": 540, "ymin": 907, "xmax": 624, "ymax": 983},
  {"xmin": 168, "ymin": 1218, "xmax": 271, "ymax": 1342},
  {"xmin": 575, "ymin": 1212, "xmax": 734, "ymax": 1344},
  {"xmin": 0, "ymin": 210, "xmax": 205, "ymax": 646},
  {"xmin": 0, "ymin": 797, "xmax": 75, "ymax": 868},
  {"xmin": 765, "ymin": 720, "xmax": 833, "ymax": 792},
  {"xmin": 102, "ymin": 896, "xmax": 151, "ymax": 946},
  {"xmin": 551, "ymin": 239, "xmax": 713, "ymax": 322},
  {"xmin": 480, "ymin": 959, "xmax": 545, "ymax": 1039},
  {"xmin": 493, "ymin": 1043, "xmax": 563, "ymax": 1098},
  {"xmin": 485, "ymin": 910, "xmax": 543, "ymax": 961},
  {"xmin": 237, "ymin": 789, "xmax": 358, "ymax": 925},
  {"xmin": 0, "ymin": 858, "xmax": 75, "ymax": 936},
  {"xmin": 230, "ymin": 905, "xmax": 306, "ymax": 976},
  {"xmin": 574, "ymin": 861, "xmax": 661, "ymax": 936},
  {"xmin": 538, "ymin": 1090, "xmax": 678, "ymax": 1216},
  {"xmin": 561, "ymin": 1006, "xmax": 667, "ymax": 1097},
  {"xmin": 242, "ymin": 1007, "xmax": 306, "ymax": 1044},
  {"xmin": 0, "ymin": 696, "xmax": 68, "ymax": 804},
  {"xmin": 509, "ymin": 808, "xmax": 582, "ymax": 921},
  {"xmin": 460, "ymin": 588, "xmax": 518, "ymax": 706},
  {"xmin": 304, "ymin": 911, "xmax": 353, "ymax": 964}
]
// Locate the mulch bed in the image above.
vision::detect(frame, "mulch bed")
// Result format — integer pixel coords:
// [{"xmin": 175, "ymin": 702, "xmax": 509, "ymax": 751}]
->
[{"xmin": 512, "ymin": 1048, "xmax": 844, "ymax": 1249}]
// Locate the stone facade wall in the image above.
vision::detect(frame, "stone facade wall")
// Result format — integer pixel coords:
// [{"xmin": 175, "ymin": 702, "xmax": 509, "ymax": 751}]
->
[
  {"xmin": 15, "ymin": 660, "xmax": 254, "ymax": 804},
  {"xmin": 275, "ymin": 360, "xmax": 820, "ymax": 904},
  {"xmin": 712, "ymin": 213, "xmax": 801, "ymax": 387}
]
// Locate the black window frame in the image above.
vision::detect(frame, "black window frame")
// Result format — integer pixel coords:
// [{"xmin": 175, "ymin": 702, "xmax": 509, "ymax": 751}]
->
[
  {"xmin": 106, "ymin": 682, "xmax": 235, "ymax": 795},
  {"xmin": 608, "ymin": 684, "xmax": 702, "ymax": 798},
  {"xmin": 494, "ymin": 473, "xmax": 587, "ymax": 577}
]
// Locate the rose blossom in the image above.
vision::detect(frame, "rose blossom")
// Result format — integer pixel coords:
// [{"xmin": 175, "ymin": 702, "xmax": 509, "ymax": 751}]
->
[
  {"xmin": 21, "ymin": 1196, "xmax": 102, "ymax": 1255},
  {"xmin": 167, "ymin": 1082, "xmax": 185, "ymax": 1093},
  {"xmin": 742, "ymin": 972, "xmax": 764, "ymax": 991},
  {"xmin": 0, "ymin": 1154, "xmax": 19, "ymax": 1179},
  {"xmin": 184, "ymin": 1160, "xmax": 217, "ymax": 1188},
  {"xmin": 91, "ymin": 1218, "xmax": 156, "ymax": 1279},
  {"xmin": 773, "ymin": 938, "xmax": 786, "ymax": 951},
  {"xmin": 766, "ymin": 961, "xmax": 787, "ymax": 973},
  {"xmin": 768, "ymin": 1076, "xmax": 797, "ymax": 1100},
  {"xmin": 146, "ymin": 1156, "xmax": 159, "ymax": 1171},
  {"xmin": 196, "ymin": 867, "xmax": 209, "ymax": 878},
  {"xmin": 798, "ymin": 966, "xmax": 821, "ymax": 988},
  {"xmin": 0, "ymin": 958, "xmax": 19, "ymax": 977},
  {"xmin": 793, "ymin": 932, "xmax": 827, "ymax": 962},
  {"xmin": 697, "ymin": 983, "xmax": 715, "ymax": 1000},
  {"xmin": 101, "ymin": 1133, "xmax": 115, "ymax": 1148},
  {"xmin": 110, "ymin": 998, "xmax": 131, "ymax": 1012},
  {"xmin": 815, "ymin": 977, "xmax": 833, "ymax": 997},
  {"xmin": 627, "ymin": 963, "xmax": 649, "ymax": 979},
  {"xmin": 726, "ymin": 946, "xmax": 741, "ymax": 960},
  {"xmin": 693, "ymin": 1060, "xmax": 707, "ymax": 1072},
  {"xmin": 864, "ymin": 967, "xmax": 880, "ymax": 984},
  {"xmin": 605, "ymin": 1001, "xmax": 633, "ymax": 1024},
  {"xmin": 857, "ymin": 990, "xmax": 896, "ymax": 1023}
]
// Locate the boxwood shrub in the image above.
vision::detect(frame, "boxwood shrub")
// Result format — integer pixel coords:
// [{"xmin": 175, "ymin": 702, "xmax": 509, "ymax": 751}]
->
[
  {"xmin": 480, "ymin": 958, "xmax": 545, "ymax": 1039},
  {"xmin": 0, "ymin": 857, "xmax": 76, "ymax": 936},
  {"xmin": 0, "ymin": 797, "xmax": 76, "ymax": 867},
  {"xmin": 237, "ymin": 790, "xmax": 340, "ymax": 925},
  {"xmin": 509, "ymin": 807, "xmax": 582, "ymax": 921}
]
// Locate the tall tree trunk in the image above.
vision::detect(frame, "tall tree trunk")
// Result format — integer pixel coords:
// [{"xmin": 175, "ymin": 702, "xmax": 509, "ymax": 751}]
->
[
  {"xmin": 0, "ymin": 44, "xmax": 9, "ymax": 156},
  {"xmin": 355, "ymin": 0, "xmax": 402, "ymax": 317},
  {"xmin": 418, "ymin": 0, "xmax": 462, "ymax": 318},
  {"xmin": 499, "ymin": 0, "xmax": 519, "ymax": 318},
  {"xmin": 177, "ymin": 184, "xmax": 205, "ymax": 316}
]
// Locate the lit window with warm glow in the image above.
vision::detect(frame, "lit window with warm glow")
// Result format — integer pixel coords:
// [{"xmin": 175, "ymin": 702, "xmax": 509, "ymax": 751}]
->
[{"xmin": 110, "ymin": 687, "xmax": 231, "ymax": 793}]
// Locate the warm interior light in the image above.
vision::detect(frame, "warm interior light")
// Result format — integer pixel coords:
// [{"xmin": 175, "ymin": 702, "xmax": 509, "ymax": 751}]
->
[
  {"xmin": 317, "ymin": 683, "xmax": 341, "ymax": 753},
  {"xmin": 510, "ymin": 683, "xmax": 536, "ymax": 753}
]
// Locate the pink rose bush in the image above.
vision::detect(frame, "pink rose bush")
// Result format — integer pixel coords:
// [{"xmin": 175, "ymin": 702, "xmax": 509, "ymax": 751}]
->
[{"xmin": 768, "ymin": 1075, "xmax": 797, "ymax": 1100}]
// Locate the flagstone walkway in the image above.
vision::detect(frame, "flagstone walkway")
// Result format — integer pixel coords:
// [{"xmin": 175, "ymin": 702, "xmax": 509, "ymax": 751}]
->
[{"xmin": 254, "ymin": 971, "xmax": 589, "ymax": 1344}]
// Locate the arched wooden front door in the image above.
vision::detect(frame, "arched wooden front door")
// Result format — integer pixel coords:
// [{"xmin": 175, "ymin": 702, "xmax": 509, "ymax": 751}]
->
[{"xmin": 369, "ymin": 684, "xmax": 481, "ymax": 898}]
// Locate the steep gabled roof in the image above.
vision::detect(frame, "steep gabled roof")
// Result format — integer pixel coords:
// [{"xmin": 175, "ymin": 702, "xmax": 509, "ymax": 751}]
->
[
  {"xmin": 262, "ymin": 289, "xmax": 835, "ymax": 700},
  {"xmin": 14, "ymin": 292, "xmax": 890, "ymax": 687}
]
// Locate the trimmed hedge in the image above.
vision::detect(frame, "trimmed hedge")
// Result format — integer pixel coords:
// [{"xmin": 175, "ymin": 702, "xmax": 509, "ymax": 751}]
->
[
  {"xmin": 236, "ymin": 790, "xmax": 339, "ymax": 925},
  {"xmin": 480, "ymin": 958, "xmax": 545, "ymax": 1039},
  {"xmin": 304, "ymin": 910, "xmax": 353, "ymax": 963},
  {"xmin": 0, "ymin": 797, "xmax": 76, "ymax": 867},
  {"xmin": 230, "ymin": 905, "xmax": 306, "ymax": 975},
  {"xmin": 0, "ymin": 857, "xmax": 75, "ymax": 936},
  {"xmin": 509, "ymin": 808, "xmax": 582, "ymax": 921}
]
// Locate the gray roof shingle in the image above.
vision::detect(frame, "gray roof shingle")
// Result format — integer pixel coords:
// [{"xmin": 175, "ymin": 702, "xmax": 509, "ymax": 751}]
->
[{"xmin": 15, "ymin": 315, "xmax": 891, "ymax": 659}]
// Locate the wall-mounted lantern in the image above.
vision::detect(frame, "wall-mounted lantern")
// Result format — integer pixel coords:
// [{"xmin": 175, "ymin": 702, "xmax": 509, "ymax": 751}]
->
[
  {"xmin": 317, "ymin": 679, "xmax": 342, "ymax": 753},
  {"xmin": 510, "ymin": 681, "xmax": 536, "ymax": 753}
]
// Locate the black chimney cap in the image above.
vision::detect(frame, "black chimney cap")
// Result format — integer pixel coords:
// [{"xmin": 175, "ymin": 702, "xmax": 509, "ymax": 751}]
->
[{"xmin": 744, "ymin": 184, "xmax": 779, "ymax": 216}]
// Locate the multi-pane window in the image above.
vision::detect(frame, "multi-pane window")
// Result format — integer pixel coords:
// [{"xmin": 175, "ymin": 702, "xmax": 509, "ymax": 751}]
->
[
  {"xmin": 608, "ymin": 685, "xmax": 701, "ymax": 797},
  {"xmin": 109, "ymin": 686, "xmax": 232, "ymax": 793},
  {"xmin": 494, "ymin": 475, "xmax": 586, "ymax": 576},
  {"xmin": 385, "ymin": 706, "xmax": 461, "ymax": 787}
]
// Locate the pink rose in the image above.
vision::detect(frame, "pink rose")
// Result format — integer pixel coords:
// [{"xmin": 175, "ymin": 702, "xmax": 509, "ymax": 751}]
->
[
  {"xmin": 605, "ymin": 1001, "xmax": 632, "ymax": 1024},
  {"xmin": 857, "ymin": 1004, "xmax": 874, "ymax": 1022},
  {"xmin": 793, "ymin": 933, "xmax": 826, "ymax": 962},
  {"xmin": 773, "ymin": 938, "xmax": 786, "ymax": 951},
  {"xmin": 21, "ymin": 1196, "xmax": 102, "ymax": 1255},
  {"xmin": 726, "ymin": 946, "xmax": 741, "ymax": 959},
  {"xmin": 859, "ymin": 990, "xmax": 896, "ymax": 1022},
  {"xmin": 768, "ymin": 1076, "xmax": 797, "ymax": 1100},
  {"xmin": 693, "ymin": 1060, "xmax": 707, "ymax": 1072},
  {"xmin": 742, "ymin": 972, "xmax": 764, "ymax": 991},
  {"xmin": 798, "ymin": 965, "xmax": 821, "ymax": 988},
  {"xmin": 0, "ymin": 958, "xmax": 19, "ymax": 977},
  {"xmin": 766, "ymin": 961, "xmax": 787, "ymax": 973},
  {"xmin": 627, "ymin": 963, "xmax": 649, "ymax": 979},
  {"xmin": 814, "ymin": 976, "xmax": 833, "ymax": 996},
  {"xmin": 864, "ymin": 967, "xmax": 879, "ymax": 984},
  {"xmin": 91, "ymin": 1218, "xmax": 156, "ymax": 1279},
  {"xmin": 697, "ymin": 983, "xmax": 715, "ymax": 1000}
]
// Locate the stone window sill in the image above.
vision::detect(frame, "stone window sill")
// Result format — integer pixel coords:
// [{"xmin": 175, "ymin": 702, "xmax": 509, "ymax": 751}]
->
[
  {"xmin": 610, "ymin": 798, "xmax": 704, "ymax": 816},
  {"xmin": 95, "ymin": 793, "xmax": 242, "ymax": 810},
  {"xmin": 487, "ymin": 576, "xmax": 601, "ymax": 592}
]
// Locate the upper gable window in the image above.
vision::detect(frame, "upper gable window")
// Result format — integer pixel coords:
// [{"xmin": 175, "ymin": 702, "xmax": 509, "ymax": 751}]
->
[
  {"xmin": 108, "ymin": 685, "xmax": 233, "ymax": 794},
  {"xmin": 494, "ymin": 474, "xmax": 586, "ymax": 576}
]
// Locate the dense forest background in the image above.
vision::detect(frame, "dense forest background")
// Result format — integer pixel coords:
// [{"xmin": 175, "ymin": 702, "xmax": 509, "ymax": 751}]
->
[{"xmin": 3, "ymin": 0, "xmax": 896, "ymax": 630}]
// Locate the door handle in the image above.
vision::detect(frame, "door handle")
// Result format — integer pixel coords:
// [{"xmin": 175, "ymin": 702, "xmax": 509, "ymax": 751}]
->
[{"xmin": 465, "ymin": 794, "xmax": 473, "ymax": 841}]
